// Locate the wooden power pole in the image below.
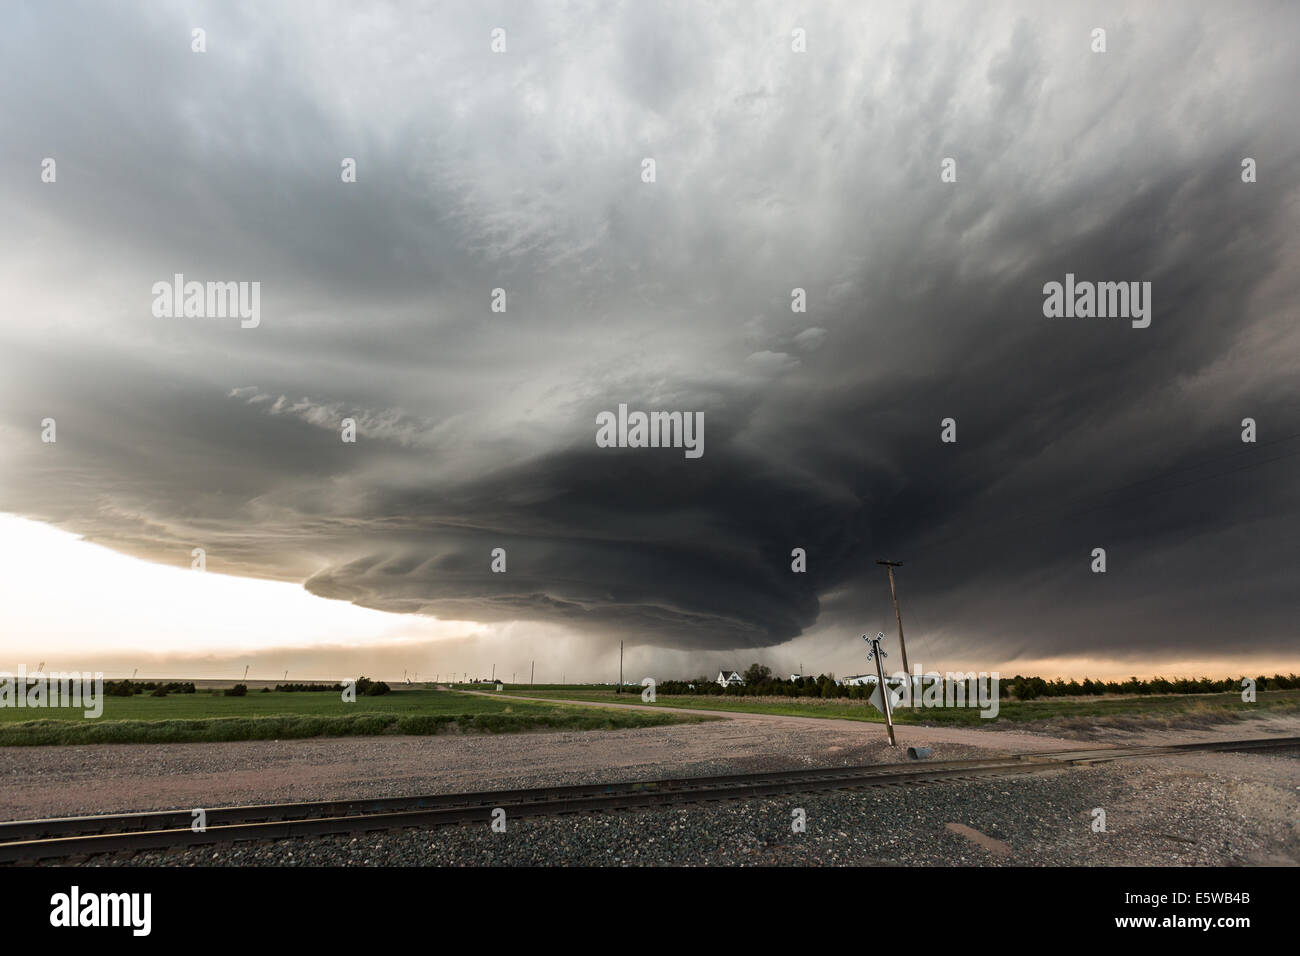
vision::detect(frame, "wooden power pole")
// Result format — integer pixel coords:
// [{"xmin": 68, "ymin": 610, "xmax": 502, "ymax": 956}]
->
[{"xmin": 876, "ymin": 560, "xmax": 910, "ymax": 678}]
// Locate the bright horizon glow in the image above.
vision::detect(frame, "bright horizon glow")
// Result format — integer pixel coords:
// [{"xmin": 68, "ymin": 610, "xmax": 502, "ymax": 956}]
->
[
  {"xmin": 0, "ymin": 513, "xmax": 1293, "ymax": 684},
  {"xmin": 0, "ymin": 513, "xmax": 488, "ymax": 668}
]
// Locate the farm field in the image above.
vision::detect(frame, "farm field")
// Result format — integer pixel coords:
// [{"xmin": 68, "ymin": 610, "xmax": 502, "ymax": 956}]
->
[{"xmin": 0, "ymin": 687, "xmax": 710, "ymax": 746}]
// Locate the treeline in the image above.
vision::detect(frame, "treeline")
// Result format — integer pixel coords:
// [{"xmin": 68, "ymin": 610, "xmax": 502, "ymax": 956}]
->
[
  {"xmin": 654, "ymin": 665, "xmax": 1300, "ymax": 701},
  {"xmin": 1003, "ymin": 673, "xmax": 1300, "ymax": 700},
  {"xmin": 105, "ymin": 680, "xmax": 196, "ymax": 697},
  {"xmin": 657, "ymin": 673, "xmax": 876, "ymax": 699},
  {"xmin": 273, "ymin": 678, "xmax": 391, "ymax": 696},
  {"xmin": 353, "ymin": 676, "xmax": 391, "ymax": 696},
  {"xmin": 101, "ymin": 678, "xmax": 395, "ymax": 698}
]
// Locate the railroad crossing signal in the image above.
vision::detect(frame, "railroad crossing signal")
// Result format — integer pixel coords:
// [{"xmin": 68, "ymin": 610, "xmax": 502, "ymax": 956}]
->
[
  {"xmin": 862, "ymin": 631, "xmax": 897, "ymax": 747},
  {"xmin": 867, "ymin": 679, "xmax": 906, "ymax": 718}
]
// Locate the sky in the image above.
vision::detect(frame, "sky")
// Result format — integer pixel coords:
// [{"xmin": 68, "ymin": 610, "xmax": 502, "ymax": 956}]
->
[{"xmin": 1, "ymin": 0, "xmax": 1297, "ymax": 683}]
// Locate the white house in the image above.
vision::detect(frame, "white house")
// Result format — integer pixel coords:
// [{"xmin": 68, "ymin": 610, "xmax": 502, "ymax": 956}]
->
[
  {"xmin": 842, "ymin": 674, "xmax": 878, "ymax": 686},
  {"xmin": 843, "ymin": 674, "xmax": 909, "ymax": 689},
  {"xmin": 716, "ymin": 669, "xmax": 745, "ymax": 688}
]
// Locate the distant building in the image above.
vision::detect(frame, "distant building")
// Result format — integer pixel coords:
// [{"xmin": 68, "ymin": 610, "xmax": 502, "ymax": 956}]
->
[
  {"xmin": 716, "ymin": 669, "xmax": 744, "ymax": 688},
  {"xmin": 842, "ymin": 674, "xmax": 878, "ymax": 686}
]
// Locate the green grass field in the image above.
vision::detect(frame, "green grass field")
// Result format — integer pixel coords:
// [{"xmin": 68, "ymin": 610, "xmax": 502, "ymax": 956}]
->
[
  {"xmin": 0, "ymin": 688, "xmax": 711, "ymax": 746},
  {"xmin": 491, "ymin": 685, "xmax": 1300, "ymax": 731},
  {"xmin": 4, "ymin": 680, "xmax": 1291, "ymax": 746}
]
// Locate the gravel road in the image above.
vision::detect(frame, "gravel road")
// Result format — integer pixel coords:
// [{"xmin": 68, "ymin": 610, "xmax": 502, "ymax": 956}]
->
[{"xmin": 1, "ymin": 712, "xmax": 1022, "ymax": 820}]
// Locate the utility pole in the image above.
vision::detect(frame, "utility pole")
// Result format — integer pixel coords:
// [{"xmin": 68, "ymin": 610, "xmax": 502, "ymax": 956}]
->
[
  {"xmin": 863, "ymin": 631, "xmax": 896, "ymax": 747},
  {"xmin": 491, "ymin": 664, "xmax": 495, "ymax": 682},
  {"xmin": 243, "ymin": 665, "xmax": 250, "ymax": 682},
  {"xmin": 876, "ymin": 560, "xmax": 910, "ymax": 679},
  {"xmin": 531, "ymin": 660, "xmax": 534, "ymax": 687},
  {"xmin": 618, "ymin": 640, "xmax": 624, "ymax": 693}
]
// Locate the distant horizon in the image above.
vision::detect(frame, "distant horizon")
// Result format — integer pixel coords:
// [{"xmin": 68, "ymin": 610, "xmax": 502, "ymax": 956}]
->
[
  {"xmin": 5, "ymin": 513, "xmax": 1294, "ymax": 687},
  {"xmin": 7, "ymin": 664, "xmax": 1298, "ymax": 689}
]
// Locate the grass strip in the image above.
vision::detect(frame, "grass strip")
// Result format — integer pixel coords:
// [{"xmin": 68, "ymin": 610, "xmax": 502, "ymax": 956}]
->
[{"xmin": 0, "ymin": 708, "xmax": 708, "ymax": 746}]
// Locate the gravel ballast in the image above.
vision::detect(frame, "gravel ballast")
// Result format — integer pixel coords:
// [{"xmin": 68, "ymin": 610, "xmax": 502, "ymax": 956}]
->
[{"xmin": 69, "ymin": 750, "xmax": 1300, "ymax": 867}]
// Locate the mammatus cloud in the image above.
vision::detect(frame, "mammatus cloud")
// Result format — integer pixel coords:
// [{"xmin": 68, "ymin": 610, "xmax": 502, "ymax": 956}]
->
[{"xmin": 1, "ymin": 1, "xmax": 1298, "ymax": 678}]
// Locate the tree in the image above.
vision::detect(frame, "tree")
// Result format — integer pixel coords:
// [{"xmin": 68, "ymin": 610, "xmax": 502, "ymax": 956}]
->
[{"xmin": 744, "ymin": 663, "xmax": 772, "ymax": 685}]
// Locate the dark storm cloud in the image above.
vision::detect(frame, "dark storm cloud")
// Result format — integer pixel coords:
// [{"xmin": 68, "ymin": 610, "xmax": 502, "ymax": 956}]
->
[{"xmin": 2, "ymin": 0, "xmax": 1298, "ymax": 671}]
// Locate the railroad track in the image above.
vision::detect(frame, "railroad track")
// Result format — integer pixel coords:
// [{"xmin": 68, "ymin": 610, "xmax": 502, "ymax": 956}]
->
[{"xmin": 2, "ymin": 734, "xmax": 1295, "ymax": 863}]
